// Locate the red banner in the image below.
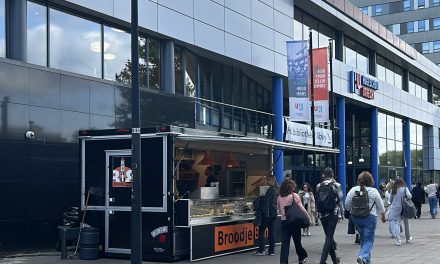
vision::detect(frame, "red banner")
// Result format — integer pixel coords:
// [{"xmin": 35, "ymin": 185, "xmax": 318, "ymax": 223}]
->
[{"xmin": 309, "ymin": 48, "xmax": 329, "ymax": 122}]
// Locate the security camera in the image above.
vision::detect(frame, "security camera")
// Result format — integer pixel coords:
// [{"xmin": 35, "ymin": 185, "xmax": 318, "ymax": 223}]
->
[{"xmin": 25, "ymin": 131, "xmax": 35, "ymax": 139}]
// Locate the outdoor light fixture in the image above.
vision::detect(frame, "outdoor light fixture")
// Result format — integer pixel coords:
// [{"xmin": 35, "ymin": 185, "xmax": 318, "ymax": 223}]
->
[
  {"xmin": 224, "ymin": 152, "xmax": 239, "ymax": 168},
  {"xmin": 347, "ymin": 160, "xmax": 353, "ymax": 165},
  {"xmin": 358, "ymin": 155, "xmax": 365, "ymax": 163},
  {"xmin": 198, "ymin": 150, "xmax": 215, "ymax": 165}
]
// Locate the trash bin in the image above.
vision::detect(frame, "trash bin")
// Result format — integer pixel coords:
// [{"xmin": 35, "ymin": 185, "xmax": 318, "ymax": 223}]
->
[{"xmin": 79, "ymin": 227, "xmax": 99, "ymax": 260}]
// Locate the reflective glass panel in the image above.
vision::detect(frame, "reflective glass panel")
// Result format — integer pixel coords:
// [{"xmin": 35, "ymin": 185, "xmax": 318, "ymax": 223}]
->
[
  {"xmin": 357, "ymin": 53, "xmax": 368, "ymax": 73},
  {"xmin": 345, "ymin": 47, "xmax": 357, "ymax": 69},
  {"xmin": 407, "ymin": 21, "xmax": 414, "ymax": 33},
  {"xmin": 410, "ymin": 123, "xmax": 417, "ymax": 144},
  {"xmin": 27, "ymin": 1, "xmax": 47, "ymax": 66},
  {"xmin": 387, "ymin": 115, "xmax": 395, "ymax": 139},
  {"xmin": 378, "ymin": 112, "xmax": 387, "ymax": 137},
  {"xmin": 185, "ymin": 50, "xmax": 197, "ymax": 97},
  {"xmin": 434, "ymin": 41, "xmax": 440, "ymax": 53},
  {"xmin": 148, "ymin": 38, "xmax": 160, "ymax": 90},
  {"xmin": 417, "ymin": 124, "xmax": 423, "ymax": 145},
  {"xmin": 418, "ymin": 20, "xmax": 425, "ymax": 31},
  {"xmin": 139, "ymin": 37, "xmax": 147, "ymax": 86},
  {"xmin": 104, "ymin": 26, "xmax": 130, "ymax": 81},
  {"xmin": 0, "ymin": 0, "xmax": 5, "ymax": 57},
  {"xmin": 403, "ymin": 0, "xmax": 411, "ymax": 10},
  {"xmin": 434, "ymin": 18, "xmax": 440, "ymax": 30},
  {"xmin": 175, "ymin": 45, "xmax": 184, "ymax": 95},
  {"xmin": 375, "ymin": 4, "xmax": 382, "ymax": 15},
  {"xmin": 50, "ymin": 9, "xmax": 101, "ymax": 77},
  {"xmin": 395, "ymin": 117, "xmax": 402, "ymax": 141},
  {"xmin": 293, "ymin": 19, "xmax": 303, "ymax": 40}
]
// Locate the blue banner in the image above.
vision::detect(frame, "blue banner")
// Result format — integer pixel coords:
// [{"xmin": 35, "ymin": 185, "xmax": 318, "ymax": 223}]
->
[{"xmin": 287, "ymin": 40, "xmax": 310, "ymax": 122}]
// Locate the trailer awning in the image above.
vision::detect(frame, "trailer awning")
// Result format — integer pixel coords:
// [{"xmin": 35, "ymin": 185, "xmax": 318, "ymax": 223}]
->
[{"xmin": 175, "ymin": 134, "xmax": 339, "ymax": 155}]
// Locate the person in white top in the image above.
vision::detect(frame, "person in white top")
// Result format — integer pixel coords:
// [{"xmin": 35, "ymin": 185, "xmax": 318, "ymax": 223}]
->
[
  {"xmin": 425, "ymin": 180, "xmax": 438, "ymax": 218},
  {"xmin": 298, "ymin": 183, "xmax": 316, "ymax": 236},
  {"xmin": 345, "ymin": 171, "xmax": 386, "ymax": 264}
]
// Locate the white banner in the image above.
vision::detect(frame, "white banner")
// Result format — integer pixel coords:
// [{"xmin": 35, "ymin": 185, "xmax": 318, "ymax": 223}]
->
[{"xmin": 285, "ymin": 119, "xmax": 333, "ymax": 148}]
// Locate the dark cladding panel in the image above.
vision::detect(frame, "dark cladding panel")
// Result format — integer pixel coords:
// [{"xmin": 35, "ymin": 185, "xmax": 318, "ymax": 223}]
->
[
  {"xmin": 90, "ymin": 114, "xmax": 115, "ymax": 129},
  {"xmin": 90, "ymin": 81, "xmax": 115, "ymax": 116},
  {"xmin": 60, "ymin": 75, "xmax": 90, "ymax": 113},
  {"xmin": 29, "ymin": 106, "xmax": 61, "ymax": 142},
  {"xmin": 156, "ymin": 94, "xmax": 195, "ymax": 128},
  {"xmin": 114, "ymin": 85, "xmax": 131, "ymax": 128},
  {"xmin": 61, "ymin": 110, "xmax": 89, "ymax": 143},
  {"xmin": 28, "ymin": 68, "xmax": 61, "ymax": 109},
  {"xmin": 0, "ymin": 141, "xmax": 26, "ymax": 181},
  {"xmin": 0, "ymin": 181, "xmax": 29, "ymax": 221},
  {"xmin": 0, "ymin": 62, "xmax": 28, "ymax": 104},
  {"xmin": 0, "ymin": 102, "xmax": 29, "ymax": 139}
]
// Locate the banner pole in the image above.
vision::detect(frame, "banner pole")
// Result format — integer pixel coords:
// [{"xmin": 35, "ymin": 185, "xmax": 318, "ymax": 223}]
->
[
  {"xmin": 309, "ymin": 29, "xmax": 317, "ymax": 182},
  {"xmin": 329, "ymin": 39, "xmax": 336, "ymax": 172}
]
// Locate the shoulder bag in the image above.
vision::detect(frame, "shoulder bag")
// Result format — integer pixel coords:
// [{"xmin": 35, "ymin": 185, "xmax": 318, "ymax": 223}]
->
[
  {"xmin": 402, "ymin": 188, "xmax": 416, "ymax": 219},
  {"xmin": 284, "ymin": 197, "xmax": 310, "ymax": 228}
]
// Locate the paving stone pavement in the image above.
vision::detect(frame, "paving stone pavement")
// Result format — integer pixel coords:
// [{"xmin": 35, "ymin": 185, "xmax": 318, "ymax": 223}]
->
[{"xmin": 1, "ymin": 205, "xmax": 439, "ymax": 264}]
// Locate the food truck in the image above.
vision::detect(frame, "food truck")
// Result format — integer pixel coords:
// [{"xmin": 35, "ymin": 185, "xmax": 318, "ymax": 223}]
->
[{"xmin": 79, "ymin": 125, "xmax": 337, "ymax": 261}]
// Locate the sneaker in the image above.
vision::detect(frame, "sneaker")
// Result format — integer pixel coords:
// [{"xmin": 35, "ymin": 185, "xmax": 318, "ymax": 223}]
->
[
  {"xmin": 299, "ymin": 257, "xmax": 308, "ymax": 264},
  {"xmin": 357, "ymin": 257, "xmax": 365, "ymax": 264},
  {"xmin": 306, "ymin": 231, "xmax": 311, "ymax": 236},
  {"xmin": 406, "ymin": 236, "xmax": 413, "ymax": 243},
  {"xmin": 254, "ymin": 252, "xmax": 265, "ymax": 256},
  {"xmin": 355, "ymin": 234, "xmax": 360, "ymax": 244},
  {"xmin": 266, "ymin": 252, "xmax": 275, "ymax": 256},
  {"xmin": 396, "ymin": 240, "xmax": 401, "ymax": 246}
]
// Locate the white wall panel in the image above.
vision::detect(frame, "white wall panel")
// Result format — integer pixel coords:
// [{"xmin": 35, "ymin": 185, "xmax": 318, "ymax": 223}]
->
[
  {"xmin": 158, "ymin": 6, "xmax": 194, "ymax": 44},
  {"xmin": 139, "ymin": 0, "xmax": 158, "ymax": 32},
  {"xmin": 252, "ymin": 21, "xmax": 274, "ymax": 50},
  {"xmin": 194, "ymin": 0, "xmax": 224, "ymax": 30},
  {"xmin": 225, "ymin": 0, "xmax": 251, "ymax": 18},
  {"xmin": 194, "ymin": 21, "xmax": 225, "ymax": 55},
  {"xmin": 252, "ymin": 44, "xmax": 274, "ymax": 72},
  {"xmin": 158, "ymin": 0, "xmax": 194, "ymax": 17},
  {"xmin": 225, "ymin": 33, "xmax": 252, "ymax": 64},
  {"xmin": 274, "ymin": 10, "xmax": 294, "ymax": 38},
  {"xmin": 274, "ymin": 32, "xmax": 290, "ymax": 56},
  {"xmin": 258, "ymin": 0, "xmax": 274, "ymax": 7},
  {"xmin": 225, "ymin": 9, "xmax": 251, "ymax": 41},
  {"xmin": 274, "ymin": 0, "xmax": 293, "ymax": 18},
  {"xmin": 212, "ymin": 0, "xmax": 225, "ymax": 5},
  {"xmin": 252, "ymin": 0, "xmax": 274, "ymax": 28},
  {"xmin": 274, "ymin": 53, "xmax": 287, "ymax": 75}
]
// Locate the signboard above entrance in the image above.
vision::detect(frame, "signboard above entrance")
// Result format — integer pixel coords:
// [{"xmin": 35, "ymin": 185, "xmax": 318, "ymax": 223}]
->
[{"xmin": 349, "ymin": 71, "xmax": 379, "ymax": 100}]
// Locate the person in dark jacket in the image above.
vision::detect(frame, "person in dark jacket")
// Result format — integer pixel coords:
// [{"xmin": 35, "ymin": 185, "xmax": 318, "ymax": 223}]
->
[
  {"xmin": 411, "ymin": 182, "xmax": 425, "ymax": 218},
  {"xmin": 255, "ymin": 175, "xmax": 278, "ymax": 256}
]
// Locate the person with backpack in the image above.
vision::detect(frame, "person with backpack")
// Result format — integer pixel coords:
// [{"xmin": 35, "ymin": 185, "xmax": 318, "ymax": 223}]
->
[
  {"xmin": 316, "ymin": 167, "xmax": 343, "ymax": 264},
  {"xmin": 345, "ymin": 171, "xmax": 386, "ymax": 264},
  {"xmin": 254, "ymin": 175, "xmax": 278, "ymax": 256},
  {"xmin": 411, "ymin": 182, "xmax": 425, "ymax": 219},
  {"xmin": 386, "ymin": 178, "xmax": 412, "ymax": 246}
]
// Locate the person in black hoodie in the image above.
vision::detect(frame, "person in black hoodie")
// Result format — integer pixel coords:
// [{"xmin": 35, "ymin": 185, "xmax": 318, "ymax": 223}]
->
[
  {"xmin": 255, "ymin": 175, "xmax": 278, "ymax": 256},
  {"xmin": 411, "ymin": 182, "xmax": 425, "ymax": 219}
]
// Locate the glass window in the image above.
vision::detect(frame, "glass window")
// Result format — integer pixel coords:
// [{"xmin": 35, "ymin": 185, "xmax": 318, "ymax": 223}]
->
[
  {"xmin": 407, "ymin": 21, "xmax": 414, "ymax": 33},
  {"xmin": 148, "ymin": 38, "xmax": 160, "ymax": 90},
  {"xmin": 375, "ymin": 4, "xmax": 382, "ymax": 15},
  {"xmin": 418, "ymin": 20, "xmax": 426, "ymax": 31},
  {"xmin": 174, "ymin": 45, "xmax": 184, "ymax": 95},
  {"xmin": 185, "ymin": 50, "xmax": 197, "ymax": 97},
  {"xmin": 0, "ymin": 0, "xmax": 4, "ymax": 58},
  {"xmin": 392, "ymin": 24, "xmax": 400, "ymax": 35},
  {"xmin": 345, "ymin": 46, "xmax": 357, "ymax": 69},
  {"xmin": 403, "ymin": 0, "xmax": 411, "ymax": 10},
  {"xmin": 395, "ymin": 117, "xmax": 402, "ymax": 141},
  {"xmin": 434, "ymin": 41, "xmax": 440, "ymax": 52},
  {"xmin": 417, "ymin": 124, "xmax": 423, "ymax": 145},
  {"xmin": 434, "ymin": 86, "xmax": 440, "ymax": 106},
  {"xmin": 50, "ymin": 9, "xmax": 102, "ymax": 77},
  {"xmin": 378, "ymin": 138, "xmax": 387, "ymax": 165},
  {"xmin": 293, "ymin": 19, "xmax": 303, "ymax": 40},
  {"xmin": 434, "ymin": 18, "xmax": 440, "ymax": 30},
  {"xmin": 378, "ymin": 112, "xmax": 387, "ymax": 136},
  {"xmin": 410, "ymin": 123, "xmax": 417, "ymax": 144},
  {"xmin": 387, "ymin": 115, "xmax": 395, "ymax": 139},
  {"xmin": 361, "ymin": 7, "xmax": 368, "ymax": 15},
  {"xmin": 408, "ymin": 79, "xmax": 416, "ymax": 95},
  {"xmin": 434, "ymin": 0, "xmax": 440, "ymax": 7},
  {"xmin": 422, "ymin": 42, "xmax": 430, "ymax": 53},
  {"xmin": 27, "ymin": 1, "xmax": 47, "ymax": 66},
  {"xmin": 104, "ymin": 26, "xmax": 130, "ymax": 81},
  {"xmin": 377, "ymin": 56, "xmax": 386, "ymax": 81},
  {"xmin": 418, "ymin": 0, "xmax": 425, "ymax": 8}
]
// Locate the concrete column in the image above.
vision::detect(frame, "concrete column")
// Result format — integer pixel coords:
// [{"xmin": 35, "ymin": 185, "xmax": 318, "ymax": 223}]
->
[
  {"xmin": 371, "ymin": 108, "xmax": 379, "ymax": 189},
  {"xmin": 272, "ymin": 76, "xmax": 284, "ymax": 185},
  {"xmin": 403, "ymin": 118, "xmax": 412, "ymax": 190},
  {"xmin": 7, "ymin": 0, "xmax": 27, "ymax": 62},
  {"xmin": 161, "ymin": 40, "xmax": 175, "ymax": 93},
  {"xmin": 337, "ymin": 97, "xmax": 346, "ymax": 200}
]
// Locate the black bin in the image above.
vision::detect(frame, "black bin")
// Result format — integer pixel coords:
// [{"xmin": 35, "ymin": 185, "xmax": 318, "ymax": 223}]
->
[{"xmin": 79, "ymin": 227, "xmax": 99, "ymax": 260}]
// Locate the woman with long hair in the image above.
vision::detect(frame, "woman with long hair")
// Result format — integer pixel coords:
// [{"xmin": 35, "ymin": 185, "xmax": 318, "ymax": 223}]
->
[
  {"xmin": 277, "ymin": 179, "xmax": 309, "ymax": 264},
  {"xmin": 298, "ymin": 182, "xmax": 315, "ymax": 236},
  {"xmin": 345, "ymin": 171, "xmax": 386, "ymax": 264},
  {"xmin": 387, "ymin": 178, "xmax": 412, "ymax": 245}
]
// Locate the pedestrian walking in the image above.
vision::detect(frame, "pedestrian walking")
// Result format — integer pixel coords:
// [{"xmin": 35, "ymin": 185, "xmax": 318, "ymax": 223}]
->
[
  {"xmin": 254, "ymin": 175, "xmax": 278, "ymax": 256},
  {"xmin": 411, "ymin": 182, "xmax": 425, "ymax": 219},
  {"xmin": 298, "ymin": 183, "xmax": 316, "ymax": 236},
  {"xmin": 316, "ymin": 167, "xmax": 343, "ymax": 264},
  {"xmin": 277, "ymin": 179, "xmax": 308, "ymax": 264},
  {"xmin": 425, "ymin": 180, "xmax": 438, "ymax": 218},
  {"xmin": 387, "ymin": 178, "xmax": 412, "ymax": 245},
  {"xmin": 345, "ymin": 171, "xmax": 386, "ymax": 264}
]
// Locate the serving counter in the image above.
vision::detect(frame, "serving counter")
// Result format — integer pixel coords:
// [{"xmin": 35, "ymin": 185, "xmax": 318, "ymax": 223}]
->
[{"xmin": 175, "ymin": 198, "xmax": 281, "ymax": 261}]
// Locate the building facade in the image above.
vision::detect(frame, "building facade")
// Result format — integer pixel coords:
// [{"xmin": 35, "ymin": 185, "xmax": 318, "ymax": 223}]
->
[
  {"xmin": 1, "ymin": 0, "xmax": 440, "ymax": 253},
  {"xmin": 350, "ymin": 0, "xmax": 440, "ymax": 67}
]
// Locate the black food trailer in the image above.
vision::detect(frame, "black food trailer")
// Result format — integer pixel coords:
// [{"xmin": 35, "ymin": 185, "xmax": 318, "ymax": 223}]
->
[{"xmin": 79, "ymin": 126, "xmax": 337, "ymax": 262}]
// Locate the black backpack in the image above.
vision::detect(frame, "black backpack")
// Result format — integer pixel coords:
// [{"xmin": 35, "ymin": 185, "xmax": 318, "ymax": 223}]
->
[
  {"xmin": 316, "ymin": 182, "xmax": 338, "ymax": 214},
  {"xmin": 253, "ymin": 196, "xmax": 265, "ymax": 213},
  {"xmin": 351, "ymin": 186, "xmax": 374, "ymax": 218}
]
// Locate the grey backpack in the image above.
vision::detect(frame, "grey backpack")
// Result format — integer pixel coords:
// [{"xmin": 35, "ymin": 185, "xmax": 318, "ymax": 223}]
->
[{"xmin": 351, "ymin": 186, "xmax": 374, "ymax": 218}]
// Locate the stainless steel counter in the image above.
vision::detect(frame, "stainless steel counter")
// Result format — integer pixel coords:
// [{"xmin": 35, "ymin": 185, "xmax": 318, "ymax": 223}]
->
[{"xmin": 190, "ymin": 213, "xmax": 255, "ymax": 226}]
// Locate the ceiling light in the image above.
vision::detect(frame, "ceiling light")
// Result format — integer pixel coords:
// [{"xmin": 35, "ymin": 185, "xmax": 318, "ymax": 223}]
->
[
  {"xmin": 347, "ymin": 160, "xmax": 353, "ymax": 165},
  {"xmin": 104, "ymin": 53, "xmax": 116, "ymax": 60},
  {"xmin": 224, "ymin": 152, "xmax": 239, "ymax": 168},
  {"xmin": 198, "ymin": 150, "xmax": 215, "ymax": 165}
]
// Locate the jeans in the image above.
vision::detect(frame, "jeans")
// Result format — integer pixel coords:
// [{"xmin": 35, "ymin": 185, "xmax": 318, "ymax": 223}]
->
[
  {"xmin": 280, "ymin": 220, "xmax": 307, "ymax": 264},
  {"xmin": 351, "ymin": 215, "xmax": 377, "ymax": 264},
  {"xmin": 319, "ymin": 215, "xmax": 339, "ymax": 264},
  {"xmin": 257, "ymin": 216, "xmax": 276, "ymax": 254},
  {"xmin": 428, "ymin": 196, "xmax": 438, "ymax": 217}
]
